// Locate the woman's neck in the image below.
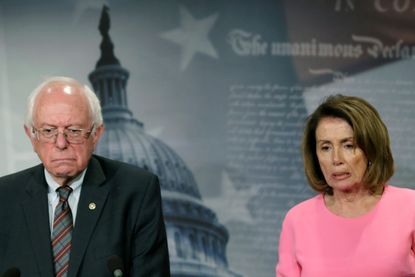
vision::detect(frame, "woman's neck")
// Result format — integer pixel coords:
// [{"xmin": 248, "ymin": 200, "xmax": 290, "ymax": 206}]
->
[{"xmin": 324, "ymin": 187, "xmax": 383, "ymax": 218}]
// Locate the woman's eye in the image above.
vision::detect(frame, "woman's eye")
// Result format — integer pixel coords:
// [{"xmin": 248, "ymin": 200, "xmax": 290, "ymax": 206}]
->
[{"xmin": 320, "ymin": 145, "xmax": 330, "ymax": 151}]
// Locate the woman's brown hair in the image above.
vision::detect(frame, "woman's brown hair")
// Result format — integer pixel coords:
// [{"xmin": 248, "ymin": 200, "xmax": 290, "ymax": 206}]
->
[{"xmin": 302, "ymin": 94, "xmax": 394, "ymax": 195}]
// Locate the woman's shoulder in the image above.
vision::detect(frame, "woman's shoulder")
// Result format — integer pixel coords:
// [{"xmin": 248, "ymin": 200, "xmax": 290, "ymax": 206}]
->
[
  {"xmin": 381, "ymin": 185, "xmax": 415, "ymax": 224},
  {"xmin": 385, "ymin": 185, "xmax": 415, "ymax": 201},
  {"xmin": 284, "ymin": 193, "xmax": 323, "ymax": 220}
]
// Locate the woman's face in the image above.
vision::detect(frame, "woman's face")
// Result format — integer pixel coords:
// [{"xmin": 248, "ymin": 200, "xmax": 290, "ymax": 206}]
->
[{"xmin": 315, "ymin": 117, "xmax": 368, "ymax": 193}]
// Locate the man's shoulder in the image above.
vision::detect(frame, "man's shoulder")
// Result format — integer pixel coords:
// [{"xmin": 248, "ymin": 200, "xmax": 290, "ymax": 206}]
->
[
  {"xmin": 90, "ymin": 155, "xmax": 161, "ymax": 197},
  {"xmin": 0, "ymin": 164, "xmax": 43, "ymax": 194},
  {"xmin": 0, "ymin": 164, "xmax": 43, "ymax": 183},
  {"xmin": 91, "ymin": 154, "xmax": 157, "ymax": 180}
]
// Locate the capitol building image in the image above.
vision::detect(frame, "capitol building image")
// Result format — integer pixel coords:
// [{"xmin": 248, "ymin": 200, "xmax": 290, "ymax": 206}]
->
[{"xmin": 89, "ymin": 6, "xmax": 240, "ymax": 277}]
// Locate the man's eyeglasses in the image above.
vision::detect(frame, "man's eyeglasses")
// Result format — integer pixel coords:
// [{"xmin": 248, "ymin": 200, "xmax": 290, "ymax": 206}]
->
[{"xmin": 32, "ymin": 125, "xmax": 95, "ymax": 144}]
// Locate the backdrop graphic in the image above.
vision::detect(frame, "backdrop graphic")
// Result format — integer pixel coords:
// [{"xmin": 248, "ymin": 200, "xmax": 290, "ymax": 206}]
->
[{"xmin": 1, "ymin": 1, "xmax": 415, "ymax": 276}]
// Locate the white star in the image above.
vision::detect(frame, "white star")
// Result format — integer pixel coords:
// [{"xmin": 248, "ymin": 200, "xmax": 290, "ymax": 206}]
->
[
  {"xmin": 204, "ymin": 171, "xmax": 259, "ymax": 225},
  {"xmin": 160, "ymin": 6, "xmax": 219, "ymax": 71}
]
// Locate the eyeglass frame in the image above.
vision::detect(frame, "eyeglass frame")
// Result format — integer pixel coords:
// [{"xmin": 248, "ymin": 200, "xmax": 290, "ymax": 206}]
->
[{"xmin": 31, "ymin": 124, "xmax": 96, "ymax": 144}]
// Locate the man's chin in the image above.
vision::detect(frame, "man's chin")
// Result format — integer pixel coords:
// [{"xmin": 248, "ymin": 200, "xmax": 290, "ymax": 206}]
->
[{"xmin": 49, "ymin": 166, "xmax": 78, "ymax": 179}]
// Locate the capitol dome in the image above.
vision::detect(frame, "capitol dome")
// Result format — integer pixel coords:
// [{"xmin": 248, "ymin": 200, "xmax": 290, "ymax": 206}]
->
[
  {"xmin": 90, "ymin": 6, "xmax": 240, "ymax": 277},
  {"xmin": 95, "ymin": 101, "xmax": 202, "ymax": 199}
]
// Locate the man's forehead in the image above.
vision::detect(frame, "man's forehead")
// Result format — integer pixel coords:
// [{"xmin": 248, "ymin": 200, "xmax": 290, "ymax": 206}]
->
[{"xmin": 41, "ymin": 81, "xmax": 82, "ymax": 95}]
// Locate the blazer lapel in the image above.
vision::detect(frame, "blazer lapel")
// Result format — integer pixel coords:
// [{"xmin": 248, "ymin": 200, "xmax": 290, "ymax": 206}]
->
[
  {"xmin": 68, "ymin": 157, "xmax": 109, "ymax": 277},
  {"xmin": 20, "ymin": 165, "xmax": 55, "ymax": 277}
]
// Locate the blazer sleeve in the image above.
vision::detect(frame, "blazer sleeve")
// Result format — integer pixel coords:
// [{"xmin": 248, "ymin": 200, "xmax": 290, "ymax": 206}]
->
[
  {"xmin": 275, "ymin": 213, "xmax": 301, "ymax": 277},
  {"xmin": 130, "ymin": 175, "xmax": 170, "ymax": 276}
]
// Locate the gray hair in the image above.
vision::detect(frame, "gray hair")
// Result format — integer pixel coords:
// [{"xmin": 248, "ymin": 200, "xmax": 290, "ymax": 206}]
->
[{"xmin": 25, "ymin": 76, "xmax": 103, "ymax": 128}]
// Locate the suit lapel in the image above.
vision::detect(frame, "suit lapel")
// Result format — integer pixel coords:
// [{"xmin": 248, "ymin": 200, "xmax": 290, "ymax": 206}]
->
[
  {"xmin": 20, "ymin": 165, "xmax": 55, "ymax": 276},
  {"xmin": 68, "ymin": 157, "xmax": 109, "ymax": 277}
]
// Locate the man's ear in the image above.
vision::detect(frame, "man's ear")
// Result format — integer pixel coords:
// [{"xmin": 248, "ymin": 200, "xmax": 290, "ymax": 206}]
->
[
  {"xmin": 92, "ymin": 124, "xmax": 105, "ymax": 145},
  {"xmin": 24, "ymin": 125, "xmax": 37, "ymax": 151},
  {"xmin": 24, "ymin": 125, "xmax": 33, "ymax": 139}
]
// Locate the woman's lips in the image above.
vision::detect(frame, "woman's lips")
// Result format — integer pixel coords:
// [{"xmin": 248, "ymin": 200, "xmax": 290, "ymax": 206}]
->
[{"xmin": 332, "ymin": 172, "xmax": 351, "ymax": 180}]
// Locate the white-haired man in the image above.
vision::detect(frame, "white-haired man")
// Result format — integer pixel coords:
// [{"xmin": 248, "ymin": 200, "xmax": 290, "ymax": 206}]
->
[{"xmin": 0, "ymin": 76, "xmax": 170, "ymax": 276}]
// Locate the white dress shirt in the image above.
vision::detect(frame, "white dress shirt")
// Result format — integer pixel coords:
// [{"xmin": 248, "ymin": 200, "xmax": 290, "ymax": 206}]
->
[{"xmin": 45, "ymin": 168, "xmax": 86, "ymax": 233}]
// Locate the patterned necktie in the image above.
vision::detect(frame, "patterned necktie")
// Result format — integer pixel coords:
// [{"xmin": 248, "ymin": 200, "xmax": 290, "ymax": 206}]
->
[{"xmin": 51, "ymin": 185, "xmax": 73, "ymax": 277}]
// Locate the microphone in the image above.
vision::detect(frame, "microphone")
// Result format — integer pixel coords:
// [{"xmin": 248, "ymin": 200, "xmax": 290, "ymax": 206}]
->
[
  {"xmin": 1, "ymin": 267, "xmax": 20, "ymax": 277},
  {"xmin": 107, "ymin": 255, "xmax": 124, "ymax": 277}
]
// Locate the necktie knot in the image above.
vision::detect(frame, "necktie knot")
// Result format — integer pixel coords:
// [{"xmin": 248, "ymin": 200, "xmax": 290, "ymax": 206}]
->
[{"xmin": 57, "ymin": 185, "xmax": 72, "ymax": 202}]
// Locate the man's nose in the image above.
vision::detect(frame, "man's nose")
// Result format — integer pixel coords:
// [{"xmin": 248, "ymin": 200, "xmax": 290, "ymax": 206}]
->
[{"xmin": 54, "ymin": 131, "xmax": 69, "ymax": 149}]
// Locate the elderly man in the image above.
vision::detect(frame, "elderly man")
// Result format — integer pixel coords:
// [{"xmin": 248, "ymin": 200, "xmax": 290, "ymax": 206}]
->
[{"xmin": 0, "ymin": 76, "xmax": 170, "ymax": 276}]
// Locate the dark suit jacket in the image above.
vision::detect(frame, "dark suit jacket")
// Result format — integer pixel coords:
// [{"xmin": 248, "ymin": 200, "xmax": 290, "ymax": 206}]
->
[{"xmin": 0, "ymin": 155, "xmax": 170, "ymax": 276}]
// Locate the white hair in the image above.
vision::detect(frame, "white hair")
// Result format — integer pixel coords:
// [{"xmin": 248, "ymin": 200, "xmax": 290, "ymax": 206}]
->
[{"xmin": 25, "ymin": 76, "xmax": 103, "ymax": 128}]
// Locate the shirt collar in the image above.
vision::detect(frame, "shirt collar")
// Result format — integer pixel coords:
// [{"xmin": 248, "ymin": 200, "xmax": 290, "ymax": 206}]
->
[{"xmin": 45, "ymin": 168, "xmax": 87, "ymax": 193}]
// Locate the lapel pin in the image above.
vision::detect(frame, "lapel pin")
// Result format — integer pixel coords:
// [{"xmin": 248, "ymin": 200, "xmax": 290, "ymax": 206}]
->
[{"xmin": 89, "ymin": 202, "xmax": 96, "ymax": 210}]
